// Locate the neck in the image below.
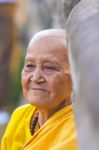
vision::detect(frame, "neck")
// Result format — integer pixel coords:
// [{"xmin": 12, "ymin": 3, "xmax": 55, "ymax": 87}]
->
[{"xmin": 38, "ymin": 100, "xmax": 71, "ymax": 127}]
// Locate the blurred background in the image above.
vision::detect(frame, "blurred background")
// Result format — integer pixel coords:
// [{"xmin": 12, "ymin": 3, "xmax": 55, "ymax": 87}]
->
[{"xmin": 0, "ymin": 0, "xmax": 66, "ymax": 143}]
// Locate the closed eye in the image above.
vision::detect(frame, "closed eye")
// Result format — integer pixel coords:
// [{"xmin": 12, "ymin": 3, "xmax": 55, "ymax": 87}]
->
[
  {"xmin": 45, "ymin": 66, "xmax": 57, "ymax": 70},
  {"xmin": 43, "ymin": 65, "xmax": 60, "ymax": 73},
  {"xmin": 24, "ymin": 64, "xmax": 35, "ymax": 72},
  {"xmin": 26, "ymin": 64, "xmax": 34, "ymax": 68}
]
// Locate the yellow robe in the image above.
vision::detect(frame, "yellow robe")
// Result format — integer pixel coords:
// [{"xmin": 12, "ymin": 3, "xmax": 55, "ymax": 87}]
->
[
  {"xmin": 1, "ymin": 104, "xmax": 35, "ymax": 150},
  {"xmin": 1, "ymin": 104, "xmax": 78, "ymax": 150}
]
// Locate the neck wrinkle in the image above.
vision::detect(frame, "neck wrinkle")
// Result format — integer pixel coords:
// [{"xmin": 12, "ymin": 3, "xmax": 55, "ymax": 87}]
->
[{"xmin": 37, "ymin": 99, "xmax": 71, "ymax": 127}]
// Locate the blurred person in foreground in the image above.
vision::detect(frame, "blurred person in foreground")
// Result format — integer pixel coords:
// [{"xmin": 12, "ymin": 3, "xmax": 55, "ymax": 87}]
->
[
  {"xmin": 65, "ymin": 0, "xmax": 99, "ymax": 149},
  {"xmin": 1, "ymin": 29, "xmax": 78, "ymax": 150}
]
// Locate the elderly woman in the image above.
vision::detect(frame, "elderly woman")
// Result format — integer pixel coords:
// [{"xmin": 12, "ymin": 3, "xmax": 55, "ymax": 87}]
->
[{"xmin": 1, "ymin": 29, "xmax": 78, "ymax": 150}]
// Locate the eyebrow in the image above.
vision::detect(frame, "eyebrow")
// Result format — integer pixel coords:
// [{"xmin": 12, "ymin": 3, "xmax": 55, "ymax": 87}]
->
[
  {"xmin": 25, "ymin": 56, "xmax": 62, "ymax": 66},
  {"xmin": 25, "ymin": 57, "xmax": 35, "ymax": 62}
]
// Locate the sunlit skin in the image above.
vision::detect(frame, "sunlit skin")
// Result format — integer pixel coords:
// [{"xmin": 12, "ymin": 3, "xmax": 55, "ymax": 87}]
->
[{"xmin": 21, "ymin": 30, "xmax": 72, "ymax": 127}]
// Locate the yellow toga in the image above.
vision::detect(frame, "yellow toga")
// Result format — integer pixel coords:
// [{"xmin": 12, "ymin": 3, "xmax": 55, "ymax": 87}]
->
[{"xmin": 1, "ymin": 104, "xmax": 78, "ymax": 150}]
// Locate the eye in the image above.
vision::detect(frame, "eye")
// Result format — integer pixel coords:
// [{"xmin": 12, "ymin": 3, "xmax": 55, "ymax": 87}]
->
[
  {"xmin": 45, "ymin": 66, "xmax": 56, "ymax": 70},
  {"xmin": 24, "ymin": 64, "xmax": 35, "ymax": 72},
  {"xmin": 26, "ymin": 64, "xmax": 34, "ymax": 68},
  {"xmin": 43, "ymin": 65, "xmax": 59, "ymax": 73}
]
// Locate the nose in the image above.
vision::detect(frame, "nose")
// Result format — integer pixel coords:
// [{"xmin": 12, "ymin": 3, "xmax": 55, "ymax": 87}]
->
[{"xmin": 30, "ymin": 67, "xmax": 45, "ymax": 83}]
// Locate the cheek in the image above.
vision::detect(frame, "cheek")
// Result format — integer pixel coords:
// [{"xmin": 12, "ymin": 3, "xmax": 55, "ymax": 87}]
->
[
  {"xmin": 21, "ymin": 72, "xmax": 30, "ymax": 90},
  {"xmin": 49, "ymin": 75, "xmax": 65, "ymax": 94},
  {"xmin": 64, "ymin": 75, "xmax": 72, "ymax": 94},
  {"xmin": 21, "ymin": 73, "xmax": 31, "ymax": 100},
  {"xmin": 21, "ymin": 76, "xmax": 26, "ymax": 90},
  {"xmin": 49, "ymin": 74, "xmax": 72, "ymax": 97}
]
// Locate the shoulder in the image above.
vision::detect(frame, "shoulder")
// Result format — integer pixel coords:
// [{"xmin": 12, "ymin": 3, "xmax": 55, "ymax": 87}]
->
[
  {"xmin": 4, "ymin": 104, "xmax": 36, "ymax": 128},
  {"xmin": 2, "ymin": 104, "xmax": 36, "ymax": 136},
  {"xmin": 1, "ymin": 104, "xmax": 36, "ymax": 148},
  {"xmin": 11, "ymin": 104, "xmax": 36, "ymax": 119},
  {"xmin": 13, "ymin": 104, "xmax": 34, "ymax": 113}
]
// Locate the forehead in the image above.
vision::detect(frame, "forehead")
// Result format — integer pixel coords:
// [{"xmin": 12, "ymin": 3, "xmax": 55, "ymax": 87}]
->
[
  {"xmin": 26, "ymin": 35, "xmax": 68, "ymax": 66},
  {"xmin": 28, "ymin": 36, "xmax": 66, "ymax": 55}
]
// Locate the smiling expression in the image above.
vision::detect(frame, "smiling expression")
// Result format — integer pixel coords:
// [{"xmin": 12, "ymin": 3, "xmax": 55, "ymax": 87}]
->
[{"xmin": 21, "ymin": 33, "xmax": 72, "ymax": 110}]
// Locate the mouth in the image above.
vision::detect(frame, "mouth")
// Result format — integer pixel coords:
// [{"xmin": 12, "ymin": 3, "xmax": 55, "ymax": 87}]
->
[{"xmin": 29, "ymin": 87, "xmax": 49, "ymax": 93}]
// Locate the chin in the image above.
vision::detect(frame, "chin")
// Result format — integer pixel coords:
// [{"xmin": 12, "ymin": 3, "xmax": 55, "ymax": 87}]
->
[
  {"xmin": 27, "ymin": 94, "xmax": 50, "ymax": 106},
  {"xmin": 29, "ymin": 99, "xmax": 49, "ymax": 108}
]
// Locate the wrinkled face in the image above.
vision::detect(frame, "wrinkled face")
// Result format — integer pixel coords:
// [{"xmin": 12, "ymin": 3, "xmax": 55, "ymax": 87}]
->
[{"xmin": 21, "ymin": 36, "xmax": 72, "ymax": 109}]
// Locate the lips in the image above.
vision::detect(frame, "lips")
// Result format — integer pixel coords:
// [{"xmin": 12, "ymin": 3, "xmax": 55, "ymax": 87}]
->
[
  {"xmin": 29, "ymin": 87, "xmax": 49, "ymax": 93},
  {"xmin": 32, "ymin": 88, "xmax": 47, "ymax": 91}
]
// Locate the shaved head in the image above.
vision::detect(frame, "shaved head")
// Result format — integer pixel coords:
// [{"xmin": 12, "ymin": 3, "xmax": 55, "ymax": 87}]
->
[
  {"xmin": 27, "ymin": 29, "xmax": 69, "ymax": 67},
  {"xmin": 28, "ymin": 29, "xmax": 66, "ymax": 49}
]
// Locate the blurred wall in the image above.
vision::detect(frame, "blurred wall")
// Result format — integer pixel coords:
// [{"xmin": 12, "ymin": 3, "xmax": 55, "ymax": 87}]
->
[{"xmin": 0, "ymin": 3, "xmax": 21, "ymax": 109}]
